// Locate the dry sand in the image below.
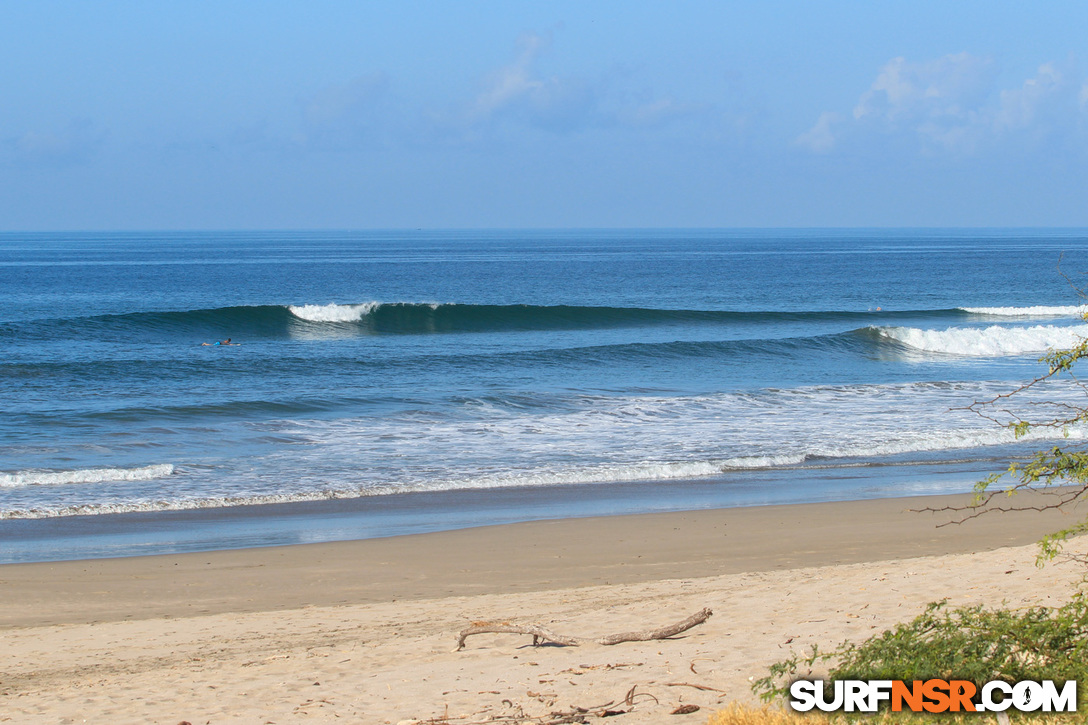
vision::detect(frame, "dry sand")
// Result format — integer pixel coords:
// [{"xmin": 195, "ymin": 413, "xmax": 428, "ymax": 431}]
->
[{"xmin": 1, "ymin": 492, "xmax": 1085, "ymax": 724}]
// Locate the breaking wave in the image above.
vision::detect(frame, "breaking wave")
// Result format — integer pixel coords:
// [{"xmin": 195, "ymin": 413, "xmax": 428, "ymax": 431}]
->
[
  {"xmin": 287, "ymin": 302, "xmax": 383, "ymax": 322},
  {"xmin": 873, "ymin": 324, "xmax": 1088, "ymax": 357}
]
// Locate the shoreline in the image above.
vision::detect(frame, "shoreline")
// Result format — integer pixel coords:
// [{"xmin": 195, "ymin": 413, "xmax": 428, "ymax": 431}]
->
[
  {"xmin": 2, "ymin": 489, "xmax": 1081, "ymax": 629},
  {"xmin": 0, "ymin": 457, "xmax": 1000, "ymax": 564}
]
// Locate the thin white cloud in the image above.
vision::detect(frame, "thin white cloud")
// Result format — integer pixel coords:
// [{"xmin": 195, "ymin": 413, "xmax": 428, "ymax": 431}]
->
[
  {"xmin": 472, "ymin": 33, "xmax": 550, "ymax": 119},
  {"xmin": 853, "ymin": 53, "xmax": 993, "ymax": 124},
  {"xmin": 457, "ymin": 32, "xmax": 706, "ymax": 136},
  {"xmin": 994, "ymin": 63, "xmax": 1065, "ymax": 132},
  {"xmin": 796, "ymin": 111, "xmax": 840, "ymax": 153},
  {"xmin": 467, "ymin": 32, "xmax": 600, "ymax": 132},
  {"xmin": 802, "ymin": 53, "xmax": 1086, "ymax": 156},
  {"xmin": 616, "ymin": 97, "xmax": 707, "ymax": 128}
]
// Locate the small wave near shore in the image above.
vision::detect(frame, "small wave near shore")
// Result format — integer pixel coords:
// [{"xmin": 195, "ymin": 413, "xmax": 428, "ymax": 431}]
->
[{"xmin": 1, "ymin": 464, "xmax": 175, "ymax": 488}]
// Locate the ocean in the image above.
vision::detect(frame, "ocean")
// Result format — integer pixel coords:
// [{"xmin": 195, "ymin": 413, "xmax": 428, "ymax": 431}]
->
[{"xmin": 3, "ymin": 229, "xmax": 1088, "ymax": 562}]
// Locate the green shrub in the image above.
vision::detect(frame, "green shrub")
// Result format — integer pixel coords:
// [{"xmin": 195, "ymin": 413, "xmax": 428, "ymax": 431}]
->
[{"xmin": 754, "ymin": 592, "xmax": 1088, "ymax": 713}]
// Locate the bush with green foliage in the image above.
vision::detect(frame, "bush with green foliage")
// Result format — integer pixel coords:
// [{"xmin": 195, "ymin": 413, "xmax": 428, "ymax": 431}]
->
[{"xmin": 754, "ymin": 594, "xmax": 1088, "ymax": 710}]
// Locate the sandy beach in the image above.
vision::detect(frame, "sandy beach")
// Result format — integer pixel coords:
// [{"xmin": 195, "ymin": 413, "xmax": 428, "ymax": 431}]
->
[{"xmin": 2, "ymin": 491, "xmax": 1086, "ymax": 724}]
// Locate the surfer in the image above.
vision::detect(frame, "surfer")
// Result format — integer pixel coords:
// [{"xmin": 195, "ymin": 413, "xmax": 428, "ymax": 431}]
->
[{"xmin": 202, "ymin": 338, "xmax": 236, "ymax": 346}]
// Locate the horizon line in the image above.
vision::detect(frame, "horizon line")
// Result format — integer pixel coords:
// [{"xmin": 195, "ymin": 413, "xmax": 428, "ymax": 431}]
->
[{"xmin": 4, "ymin": 225, "xmax": 1088, "ymax": 234}]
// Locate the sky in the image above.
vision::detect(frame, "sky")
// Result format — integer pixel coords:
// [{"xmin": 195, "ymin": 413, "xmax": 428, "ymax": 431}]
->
[{"xmin": 2, "ymin": 1, "xmax": 1088, "ymax": 230}]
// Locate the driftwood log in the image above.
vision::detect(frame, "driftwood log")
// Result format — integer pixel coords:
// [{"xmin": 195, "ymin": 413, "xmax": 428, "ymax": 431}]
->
[{"xmin": 455, "ymin": 608, "xmax": 712, "ymax": 651}]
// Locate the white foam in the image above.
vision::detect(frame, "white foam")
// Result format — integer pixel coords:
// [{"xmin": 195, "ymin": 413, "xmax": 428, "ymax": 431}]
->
[
  {"xmin": 0, "ymin": 464, "xmax": 174, "ymax": 488},
  {"xmin": 444, "ymin": 460, "xmax": 727, "ymax": 489},
  {"xmin": 796, "ymin": 425, "xmax": 1087, "ymax": 462},
  {"xmin": 960, "ymin": 305, "xmax": 1088, "ymax": 318},
  {"xmin": 0, "ymin": 491, "xmax": 346, "ymax": 520},
  {"xmin": 720, "ymin": 454, "xmax": 808, "ymax": 469},
  {"xmin": 3, "ymin": 420, "xmax": 1085, "ymax": 520},
  {"xmin": 876, "ymin": 324, "xmax": 1088, "ymax": 356},
  {"xmin": 287, "ymin": 302, "xmax": 380, "ymax": 322},
  {"xmin": 8, "ymin": 380, "xmax": 1088, "ymax": 519},
  {"xmin": 253, "ymin": 381, "xmax": 1088, "ymax": 492},
  {"xmin": 7, "ymin": 418, "xmax": 1084, "ymax": 520}
]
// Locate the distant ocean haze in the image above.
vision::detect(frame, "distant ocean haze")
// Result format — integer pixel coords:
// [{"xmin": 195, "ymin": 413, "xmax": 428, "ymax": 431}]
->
[{"xmin": 2, "ymin": 229, "xmax": 1088, "ymax": 559}]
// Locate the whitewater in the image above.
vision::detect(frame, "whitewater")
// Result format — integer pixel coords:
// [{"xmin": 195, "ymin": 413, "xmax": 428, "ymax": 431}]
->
[{"xmin": 4, "ymin": 229, "xmax": 1088, "ymax": 560}]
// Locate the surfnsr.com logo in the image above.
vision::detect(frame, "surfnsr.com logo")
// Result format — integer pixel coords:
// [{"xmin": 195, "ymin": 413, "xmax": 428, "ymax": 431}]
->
[{"xmin": 790, "ymin": 679, "xmax": 1077, "ymax": 713}]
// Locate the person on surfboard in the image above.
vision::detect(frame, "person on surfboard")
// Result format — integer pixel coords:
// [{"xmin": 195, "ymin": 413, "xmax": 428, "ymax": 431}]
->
[{"xmin": 202, "ymin": 338, "xmax": 237, "ymax": 346}]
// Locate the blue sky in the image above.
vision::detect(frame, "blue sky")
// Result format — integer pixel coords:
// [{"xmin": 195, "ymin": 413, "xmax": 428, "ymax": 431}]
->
[{"xmin": 2, "ymin": 2, "xmax": 1087, "ymax": 229}]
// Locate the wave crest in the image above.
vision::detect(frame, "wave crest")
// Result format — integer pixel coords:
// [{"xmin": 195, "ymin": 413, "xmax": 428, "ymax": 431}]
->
[
  {"xmin": 874, "ymin": 324, "xmax": 1088, "ymax": 356},
  {"xmin": 287, "ymin": 302, "xmax": 382, "ymax": 322},
  {"xmin": 959, "ymin": 305, "xmax": 1088, "ymax": 318}
]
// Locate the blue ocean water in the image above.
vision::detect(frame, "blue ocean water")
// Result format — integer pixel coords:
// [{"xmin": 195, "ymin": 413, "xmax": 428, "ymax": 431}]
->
[{"xmin": 3, "ymin": 229, "xmax": 1088, "ymax": 561}]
